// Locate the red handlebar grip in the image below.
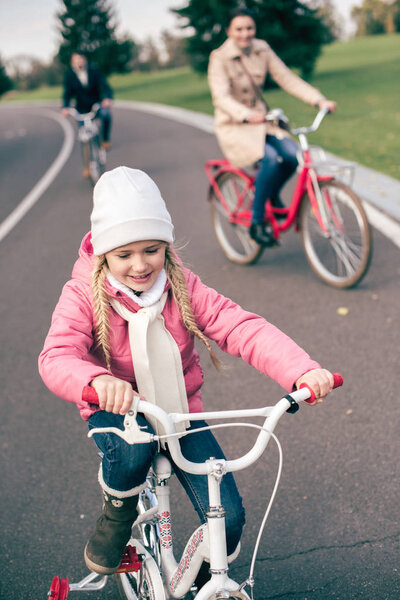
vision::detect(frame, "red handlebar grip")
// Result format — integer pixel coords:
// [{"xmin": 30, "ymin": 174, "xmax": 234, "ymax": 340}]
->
[
  {"xmin": 82, "ymin": 385, "xmax": 99, "ymax": 404},
  {"xmin": 332, "ymin": 373, "xmax": 343, "ymax": 388},
  {"xmin": 300, "ymin": 372, "xmax": 343, "ymax": 404}
]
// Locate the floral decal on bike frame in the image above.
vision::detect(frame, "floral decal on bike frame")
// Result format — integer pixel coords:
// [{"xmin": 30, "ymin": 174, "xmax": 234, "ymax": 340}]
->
[
  {"xmin": 169, "ymin": 527, "xmax": 204, "ymax": 593},
  {"xmin": 158, "ymin": 510, "xmax": 172, "ymax": 550}
]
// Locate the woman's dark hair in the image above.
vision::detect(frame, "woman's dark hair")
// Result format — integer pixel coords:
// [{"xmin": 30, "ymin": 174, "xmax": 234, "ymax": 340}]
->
[{"xmin": 227, "ymin": 7, "xmax": 256, "ymax": 28}]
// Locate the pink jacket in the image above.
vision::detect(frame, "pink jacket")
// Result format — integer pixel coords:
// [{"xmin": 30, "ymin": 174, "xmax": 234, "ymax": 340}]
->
[{"xmin": 39, "ymin": 233, "xmax": 320, "ymax": 421}]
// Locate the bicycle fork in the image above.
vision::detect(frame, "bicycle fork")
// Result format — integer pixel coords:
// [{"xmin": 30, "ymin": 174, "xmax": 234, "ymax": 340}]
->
[{"xmin": 153, "ymin": 455, "xmax": 241, "ymax": 599}]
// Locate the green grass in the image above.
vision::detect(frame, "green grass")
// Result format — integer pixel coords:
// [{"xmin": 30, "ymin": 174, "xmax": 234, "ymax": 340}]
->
[{"xmin": 4, "ymin": 34, "xmax": 400, "ymax": 179}]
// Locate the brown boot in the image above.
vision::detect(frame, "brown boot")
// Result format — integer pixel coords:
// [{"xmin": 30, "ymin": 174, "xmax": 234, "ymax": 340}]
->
[{"xmin": 84, "ymin": 491, "xmax": 138, "ymax": 574}]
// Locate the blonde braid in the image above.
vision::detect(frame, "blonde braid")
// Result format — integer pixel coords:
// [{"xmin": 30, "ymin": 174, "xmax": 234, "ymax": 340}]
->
[
  {"xmin": 165, "ymin": 246, "xmax": 223, "ymax": 371},
  {"xmin": 91, "ymin": 255, "xmax": 112, "ymax": 371}
]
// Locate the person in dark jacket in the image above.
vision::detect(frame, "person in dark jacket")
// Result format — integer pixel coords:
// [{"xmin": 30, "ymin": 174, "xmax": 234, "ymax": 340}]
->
[{"xmin": 62, "ymin": 53, "xmax": 113, "ymax": 166}]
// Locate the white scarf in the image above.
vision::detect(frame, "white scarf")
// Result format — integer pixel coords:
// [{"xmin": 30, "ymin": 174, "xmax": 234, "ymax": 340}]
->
[
  {"xmin": 108, "ymin": 271, "xmax": 189, "ymax": 437},
  {"xmin": 107, "ymin": 269, "xmax": 167, "ymax": 307}
]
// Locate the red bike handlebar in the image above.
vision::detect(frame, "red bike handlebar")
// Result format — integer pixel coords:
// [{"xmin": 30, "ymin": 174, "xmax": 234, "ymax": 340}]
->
[
  {"xmin": 299, "ymin": 372, "xmax": 343, "ymax": 404},
  {"xmin": 82, "ymin": 373, "xmax": 343, "ymax": 406},
  {"xmin": 82, "ymin": 385, "xmax": 101, "ymax": 404}
]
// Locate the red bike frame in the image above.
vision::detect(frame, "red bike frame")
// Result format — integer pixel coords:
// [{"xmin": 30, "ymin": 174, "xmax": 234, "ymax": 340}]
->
[{"xmin": 204, "ymin": 150, "xmax": 335, "ymax": 243}]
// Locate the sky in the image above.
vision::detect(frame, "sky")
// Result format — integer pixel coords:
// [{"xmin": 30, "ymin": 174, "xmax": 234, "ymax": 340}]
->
[{"xmin": 0, "ymin": 0, "xmax": 361, "ymax": 64}]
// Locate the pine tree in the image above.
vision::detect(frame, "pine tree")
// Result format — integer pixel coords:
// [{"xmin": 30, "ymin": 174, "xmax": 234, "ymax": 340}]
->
[
  {"xmin": 0, "ymin": 57, "xmax": 13, "ymax": 97},
  {"xmin": 57, "ymin": 0, "xmax": 136, "ymax": 74},
  {"xmin": 173, "ymin": 0, "xmax": 335, "ymax": 80}
]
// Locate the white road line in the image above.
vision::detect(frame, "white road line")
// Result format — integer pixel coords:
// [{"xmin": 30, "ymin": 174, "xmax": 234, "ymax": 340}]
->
[
  {"xmin": 0, "ymin": 108, "xmax": 75, "ymax": 243},
  {"xmin": 362, "ymin": 202, "xmax": 400, "ymax": 249}
]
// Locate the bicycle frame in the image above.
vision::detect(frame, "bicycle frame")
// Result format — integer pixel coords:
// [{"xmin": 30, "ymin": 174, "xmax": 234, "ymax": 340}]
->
[
  {"xmin": 86, "ymin": 378, "xmax": 342, "ymax": 599},
  {"xmin": 204, "ymin": 109, "xmax": 342, "ymax": 244},
  {"xmin": 67, "ymin": 105, "xmax": 106, "ymax": 184},
  {"xmin": 68, "ymin": 106, "xmax": 101, "ymax": 141},
  {"xmin": 48, "ymin": 374, "xmax": 342, "ymax": 599}
]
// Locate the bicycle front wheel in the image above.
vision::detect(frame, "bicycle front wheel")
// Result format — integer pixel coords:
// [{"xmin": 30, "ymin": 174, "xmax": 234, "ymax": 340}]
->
[
  {"xmin": 210, "ymin": 171, "xmax": 263, "ymax": 265},
  {"xmin": 89, "ymin": 136, "xmax": 105, "ymax": 185},
  {"xmin": 300, "ymin": 179, "xmax": 372, "ymax": 288}
]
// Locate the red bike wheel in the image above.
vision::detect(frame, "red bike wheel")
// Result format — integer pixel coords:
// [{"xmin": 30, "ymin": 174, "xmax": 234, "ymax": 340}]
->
[
  {"xmin": 209, "ymin": 171, "xmax": 263, "ymax": 265},
  {"xmin": 48, "ymin": 576, "xmax": 69, "ymax": 599},
  {"xmin": 300, "ymin": 179, "xmax": 372, "ymax": 288}
]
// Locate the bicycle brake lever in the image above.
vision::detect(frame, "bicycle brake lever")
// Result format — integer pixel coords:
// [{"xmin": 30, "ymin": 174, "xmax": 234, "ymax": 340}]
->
[
  {"xmin": 87, "ymin": 396, "xmax": 154, "ymax": 445},
  {"xmin": 88, "ymin": 423, "xmax": 154, "ymax": 445}
]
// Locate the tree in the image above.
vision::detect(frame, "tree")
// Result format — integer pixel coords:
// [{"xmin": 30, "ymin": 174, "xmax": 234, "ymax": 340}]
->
[
  {"xmin": 173, "ymin": 0, "xmax": 336, "ymax": 80},
  {"xmin": 394, "ymin": 0, "xmax": 400, "ymax": 30},
  {"xmin": 0, "ymin": 56, "xmax": 13, "ymax": 97},
  {"xmin": 43, "ymin": 56, "xmax": 65, "ymax": 87},
  {"xmin": 308, "ymin": 0, "xmax": 343, "ymax": 40},
  {"xmin": 6, "ymin": 54, "xmax": 65, "ymax": 90},
  {"xmin": 56, "ymin": 0, "xmax": 137, "ymax": 74},
  {"xmin": 351, "ymin": 0, "xmax": 400, "ymax": 35},
  {"xmin": 138, "ymin": 37, "xmax": 161, "ymax": 71},
  {"xmin": 160, "ymin": 31, "xmax": 189, "ymax": 68}
]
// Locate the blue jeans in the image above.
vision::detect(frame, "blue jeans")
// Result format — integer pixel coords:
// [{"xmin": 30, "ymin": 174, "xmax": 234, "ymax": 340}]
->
[
  {"xmin": 252, "ymin": 135, "xmax": 299, "ymax": 223},
  {"xmin": 98, "ymin": 106, "xmax": 112, "ymax": 142},
  {"xmin": 88, "ymin": 411, "xmax": 246, "ymax": 555}
]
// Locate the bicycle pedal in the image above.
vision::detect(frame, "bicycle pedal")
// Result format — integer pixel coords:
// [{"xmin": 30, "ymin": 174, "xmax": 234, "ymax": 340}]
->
[{"xmin": 115, "ymin": 545, "xmax": 142, "ymax": 573}]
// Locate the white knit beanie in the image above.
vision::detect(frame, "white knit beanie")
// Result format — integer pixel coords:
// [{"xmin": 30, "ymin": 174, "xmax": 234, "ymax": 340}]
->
[{"xmin": 90, "ymin": 166, "xmax": 174, "ymax": 255}]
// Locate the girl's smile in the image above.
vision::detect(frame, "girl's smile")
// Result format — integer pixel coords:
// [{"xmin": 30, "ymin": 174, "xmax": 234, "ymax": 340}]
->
[{"xmin": 105, "ymin": 240, "xmax": 167, "ymax": 293}]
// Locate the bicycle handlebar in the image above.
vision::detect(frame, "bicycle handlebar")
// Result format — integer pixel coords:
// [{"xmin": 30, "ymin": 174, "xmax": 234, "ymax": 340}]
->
[
  {"xmin": 65, "ymin": 103, "xmax": 101, "ymax": 121},
  {"xmin": 290, "ymin": 107, "xmax": 330, "ymax": 135},
  {"xmin": 83, "ymin": 373, "xmax": 343, "ymax": 476},
  {"xmin": 264, "ymin": 107, "xmax": 330, "ymax": 136}
]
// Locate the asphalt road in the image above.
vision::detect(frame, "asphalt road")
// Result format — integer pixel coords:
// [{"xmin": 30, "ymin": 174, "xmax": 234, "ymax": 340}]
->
[{"xmin": 0, "ymin": 104, "xmax": 399, "ymax": 600}]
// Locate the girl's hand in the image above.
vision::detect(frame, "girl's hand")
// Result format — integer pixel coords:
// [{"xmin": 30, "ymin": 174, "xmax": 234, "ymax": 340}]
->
[
  {"xmin": 295, "ymin": 368, "xmax": 334, "ymax": 405},
  {"xmin": 90, "ymin": 374, "xmax": 135, "ymax": 415}
]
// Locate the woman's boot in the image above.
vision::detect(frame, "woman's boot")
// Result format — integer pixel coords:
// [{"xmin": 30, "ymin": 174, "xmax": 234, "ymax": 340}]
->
[{"xmin": 84, "ymin": 490, "xmax": 139, "ymax": 574}]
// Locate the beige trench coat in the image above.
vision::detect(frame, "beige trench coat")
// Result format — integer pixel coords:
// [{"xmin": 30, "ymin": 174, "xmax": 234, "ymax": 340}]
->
[{"xmin": 208, "ymin": 38, "xmax": 326, "ymax": 167}]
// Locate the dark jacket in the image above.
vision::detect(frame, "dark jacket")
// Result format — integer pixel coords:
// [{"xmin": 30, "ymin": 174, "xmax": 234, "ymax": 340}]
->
[{"xmin": 62, "ymin": 64, "xmax": 113, "ymax": 114}]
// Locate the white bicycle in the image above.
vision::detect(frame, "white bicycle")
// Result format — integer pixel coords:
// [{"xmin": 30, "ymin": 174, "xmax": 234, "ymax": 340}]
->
[
  {"xmin": 67, "ymin": 104, "xmax": 106, "ymax": 185},
  {"xmin": 48, "ymin": 374, "xmax": 343, "ymax": 599}
]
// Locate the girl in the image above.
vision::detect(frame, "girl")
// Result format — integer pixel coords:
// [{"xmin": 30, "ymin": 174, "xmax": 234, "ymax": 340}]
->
[
  {"xmin": 207, "ymin": 7, "xmax": 336, "ymax": 245},
  {"xmin": 39, "ymin": 166, "xmax": 334, "ymax": 581}
]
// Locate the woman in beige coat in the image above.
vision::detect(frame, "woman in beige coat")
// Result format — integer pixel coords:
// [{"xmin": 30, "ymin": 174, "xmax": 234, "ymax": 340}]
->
[{"xmin": 208, "ymin": 7, "xmax": 336, "ymax": 245}]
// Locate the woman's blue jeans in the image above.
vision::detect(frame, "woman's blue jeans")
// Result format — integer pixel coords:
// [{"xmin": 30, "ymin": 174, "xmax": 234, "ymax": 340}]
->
[
  {"xmin": 88, "ymin": 411, "xmax": 245, "ymax": 555},
  {"xmin": 252, "ymin": 135, "xmax": 299, "ymax": 223},
  {"xmin": 98, "ymin": 106, "xmax": 112, "ymax": 142}
]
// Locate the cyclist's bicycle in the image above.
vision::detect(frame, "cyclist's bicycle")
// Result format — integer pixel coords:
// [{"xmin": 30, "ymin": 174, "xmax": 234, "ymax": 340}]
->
[
  {"xmin": 205, "ymin": 108, "xmax": 372, "ymax": 289},
  {"xmin": 48, "ymin": 374, "xmax": 343, "ymax": 599},
  {"xmin": 67, "ymin": 104, "xmax": 106, "ymax": 185}
]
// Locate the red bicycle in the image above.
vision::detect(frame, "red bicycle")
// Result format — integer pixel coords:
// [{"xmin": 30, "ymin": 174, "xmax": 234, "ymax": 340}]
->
[{"xmin": 204, "ymin": 108, "xmax": 372, "ymax": 288}]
